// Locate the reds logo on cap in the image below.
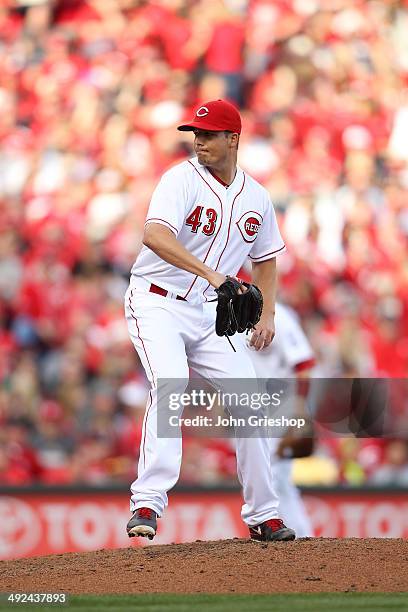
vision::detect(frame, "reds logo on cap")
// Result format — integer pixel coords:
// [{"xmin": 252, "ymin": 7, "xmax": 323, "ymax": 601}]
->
[
  {"xmin": 177, "ymin": 99, "xmax": 242, "ymax": 134},
  {"xmin": 196, "ymin": 106, "xmax": 209, "ymax": 117},
  {"xmin": 236, "ymin": 211, "xmax": 263, "ymax": 243}
]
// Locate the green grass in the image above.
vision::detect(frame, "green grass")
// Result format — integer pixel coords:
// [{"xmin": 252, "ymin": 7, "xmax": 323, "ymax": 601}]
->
[{"xmin": 1, "ymin": 593, "xmax": 408, "ymax": 612}]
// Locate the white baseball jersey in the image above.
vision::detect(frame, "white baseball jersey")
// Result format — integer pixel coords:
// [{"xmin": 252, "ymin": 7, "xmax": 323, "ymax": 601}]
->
[{"xmin": 131, "ymin": 156, "xmax": 285, "ymax": 304}]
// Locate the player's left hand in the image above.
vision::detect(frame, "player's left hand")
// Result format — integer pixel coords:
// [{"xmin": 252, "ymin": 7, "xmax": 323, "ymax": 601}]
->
[{"xmin": 249, "ymin": 313, "xmax": 275, "ymax": 351}]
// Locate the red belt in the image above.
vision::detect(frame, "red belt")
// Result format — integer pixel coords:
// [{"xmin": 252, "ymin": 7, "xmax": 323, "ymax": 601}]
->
[{"xmin": 149, "ymin": 283, "xmax": 186, "ymax": 301}]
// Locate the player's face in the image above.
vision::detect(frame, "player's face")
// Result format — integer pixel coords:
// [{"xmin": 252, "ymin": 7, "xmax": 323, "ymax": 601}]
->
[{"xmin": 193, "ymin": 130, "xmax": 237, "ymax": 167}]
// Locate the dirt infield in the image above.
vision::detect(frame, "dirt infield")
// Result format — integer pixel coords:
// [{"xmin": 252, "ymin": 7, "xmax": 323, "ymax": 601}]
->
[{"xmin": 1, "ymin": 538, "xmax": 407, "ymax": 594}]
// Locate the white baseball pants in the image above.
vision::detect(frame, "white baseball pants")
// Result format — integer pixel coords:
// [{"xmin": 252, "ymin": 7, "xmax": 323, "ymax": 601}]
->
[{"xmin": 124, "ymin": 279, "xmax": 280, "ymax": 526}]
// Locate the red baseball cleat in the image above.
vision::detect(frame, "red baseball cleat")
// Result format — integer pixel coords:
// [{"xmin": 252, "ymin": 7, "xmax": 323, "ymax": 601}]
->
[
  {"xmin": 249, "ymin": 518, "xmax": 296, "ymax": 542},
  {"xmin": 127, "ymin": 507, "xmax": 157, "ymax": 540}
]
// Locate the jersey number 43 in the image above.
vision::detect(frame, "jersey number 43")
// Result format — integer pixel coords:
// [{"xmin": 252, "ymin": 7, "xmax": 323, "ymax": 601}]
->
[{"xmin": 186, "ymin": 206, "xmax": 218, "ymax": 236}]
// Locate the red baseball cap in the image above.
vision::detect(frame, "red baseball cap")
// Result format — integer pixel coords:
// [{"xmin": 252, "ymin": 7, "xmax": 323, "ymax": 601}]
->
[{"xmin": 177, "ymin": 99, "xmax": 242, "ymax": 134}]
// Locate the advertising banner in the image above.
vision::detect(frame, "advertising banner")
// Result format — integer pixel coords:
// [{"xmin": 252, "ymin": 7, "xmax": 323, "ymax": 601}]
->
[{"xmin": 1, "ymin": 489, "xmax": 408, "ymax": 560}]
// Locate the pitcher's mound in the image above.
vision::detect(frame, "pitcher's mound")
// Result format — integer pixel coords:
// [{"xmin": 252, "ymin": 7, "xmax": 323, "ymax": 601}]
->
[{"xmin": 1, "ymin": 538, "xmax": 407, "ymax": 594}]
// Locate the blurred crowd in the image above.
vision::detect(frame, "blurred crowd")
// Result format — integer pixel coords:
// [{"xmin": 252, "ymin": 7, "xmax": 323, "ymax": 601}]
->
[{"xmin": 0, "ymin": 0, "xmax": 407, "ymax": 487}]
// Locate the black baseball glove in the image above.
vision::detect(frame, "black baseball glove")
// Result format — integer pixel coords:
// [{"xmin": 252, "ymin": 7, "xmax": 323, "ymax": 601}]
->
[{"xmin": 215, "ymin": 276, "xmax": 263, "ymax": 338}]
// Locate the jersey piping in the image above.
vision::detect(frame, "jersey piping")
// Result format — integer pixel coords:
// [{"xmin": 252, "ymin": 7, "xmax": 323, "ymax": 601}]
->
[
  {"xmin": 182, "ymin": 161, "xmax": 224, "ymax": 299},
  {"xmin": 207, "ymin": 166, "xmax": 236, "ymax": 188},
  {"xmin": 249, "ymin": 243, "xmax": 286, "ymax": 260},
  {"xmin": 202, "ymin": 173, "xmax": 246, "ymax": 301},
  {"xmin": 145, "ymin": 217, "xmax": 179, "ymax": 235}
]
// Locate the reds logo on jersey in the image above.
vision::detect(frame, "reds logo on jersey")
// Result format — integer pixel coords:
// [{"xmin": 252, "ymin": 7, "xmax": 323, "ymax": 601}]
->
[{"xmin": 236, "ymin": 211, "xmax": 263, "ymax": 243}]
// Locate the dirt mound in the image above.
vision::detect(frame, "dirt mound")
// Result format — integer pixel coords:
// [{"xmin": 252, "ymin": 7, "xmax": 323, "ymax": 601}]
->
[{"xmin": 1, "ymin": 538, "xmax": 407, "ymax": 594}]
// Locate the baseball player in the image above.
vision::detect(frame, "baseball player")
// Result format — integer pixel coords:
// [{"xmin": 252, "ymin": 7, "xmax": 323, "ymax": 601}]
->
[
  {"xmin": 245, "ymin": 301, "xmax": 315, "ymax": 537},
  {"xmin": 124, "ymin": 99, "xmax": 295, "ymax": 542}
]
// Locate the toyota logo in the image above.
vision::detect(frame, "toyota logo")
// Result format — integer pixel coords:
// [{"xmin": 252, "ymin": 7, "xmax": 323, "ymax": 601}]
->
[{"xmin": 0, "ymin": 497, "xmax": 41, "ymax": 559}]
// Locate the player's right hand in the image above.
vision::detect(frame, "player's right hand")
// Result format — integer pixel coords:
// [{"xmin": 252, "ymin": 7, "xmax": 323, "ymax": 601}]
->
[
  {"xmin": 207, "ymin": 271, "xmax": 227, "ymax": 289},
  {"xmin": 207, "ymin": 271, "xmax": 247, "ymax": 293}
]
